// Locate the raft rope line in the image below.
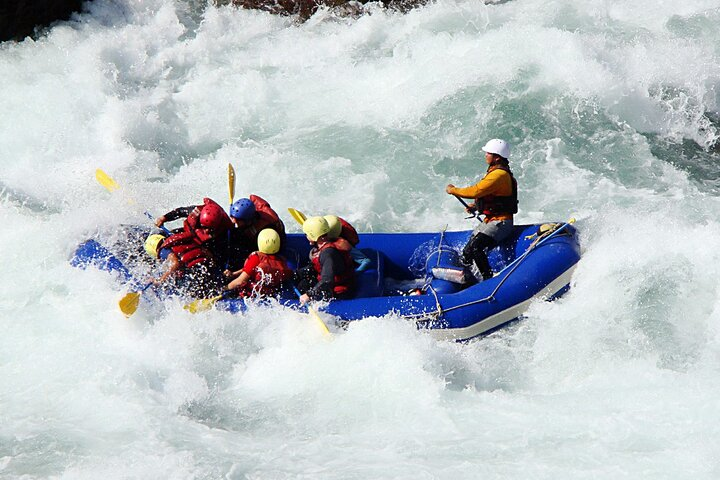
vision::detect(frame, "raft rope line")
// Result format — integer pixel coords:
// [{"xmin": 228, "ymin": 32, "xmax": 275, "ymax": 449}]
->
[
  {"xmin": 422, "ymin": 226, "xmax": 450, "ymax": 308},
  {"xmin": 404, "ymin": 221, "xmax": 575, "ymax": 322}
]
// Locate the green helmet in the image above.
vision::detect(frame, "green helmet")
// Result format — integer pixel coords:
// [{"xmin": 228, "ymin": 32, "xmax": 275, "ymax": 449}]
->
[
  {"xmin": 144, "ymin": 234, "xmax": 166, "ymax": 259},
  {"xmin": 323, "ymin": 215, "xmax": 342, "ymax": 239},
  {"xmin": 257, "ymin": 228, "xmax": 281, "ymax": 254},
  {"xmin": 302, "ymin": 216, "xmax": 330, "ymax": 242}
]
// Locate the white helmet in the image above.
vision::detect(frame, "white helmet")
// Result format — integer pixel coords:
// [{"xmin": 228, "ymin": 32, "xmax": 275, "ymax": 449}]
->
[{"xmin": 482, "ymin": 139, "xmax": 510, "ymax": 159}]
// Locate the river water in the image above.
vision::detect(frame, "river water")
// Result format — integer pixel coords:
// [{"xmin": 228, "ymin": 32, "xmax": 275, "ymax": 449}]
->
[{"xmin": 2, "ymin": 0, "xmax": 720, "ymax": 478}]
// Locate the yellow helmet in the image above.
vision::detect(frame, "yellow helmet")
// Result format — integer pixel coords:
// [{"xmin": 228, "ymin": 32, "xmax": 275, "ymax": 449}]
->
[
  {"xmin": 144, "ymin": 234, "xmax": 166, "ymax": 259},
  {"xmin": 257, "ymin": 228, "xmax": 281, "ymax": 254},
  {"xmin": 302, "ymin": 216, "xmax": 330, "ymax": 242},
  {"xmin": 323, "ymin": 215, "xmax": 342, "ymax": 239}
]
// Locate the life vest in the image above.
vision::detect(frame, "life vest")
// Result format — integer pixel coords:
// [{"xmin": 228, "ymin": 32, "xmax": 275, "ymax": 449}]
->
[
  {"xmin": 252, "ymin": 194, "xmax": 285, "ymax": 236},
  {"xmin": 310, "ymin": 238, "xmax": 355, "ymax": 296},
  {"xmin": 159, "ymin": 199, "xmax": 225, "ymax": 269},
  {"xmin": 338, "ymin": 217, "xmax": 360, "ymax": 246},
  {"xmin": 240, "ymin": 252, "xmax": 292, "ymax": 297},
  {"xmin": 182, "ymin": 206, "xmax": 202, "ymax": 233},
  {"xmin": 175, "ymin": 197, "xmax": 231, "ymax": 244},
  {"xmin": 159, "ymin": 233, "xmax": 212, "ymax": 268},
  {"xmin": 241, "ymin": 195, "xmax": 286, "ymax": 244},
  {"xmin": 476, "ymin": 164, "xmax": 518, "ymax": 216}
]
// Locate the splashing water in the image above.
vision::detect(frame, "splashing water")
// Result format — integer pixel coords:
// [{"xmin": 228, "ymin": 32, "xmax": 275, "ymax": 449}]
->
[{"xmin": 2, "ymin": 0, "xmax": 720, "ymax": 477}]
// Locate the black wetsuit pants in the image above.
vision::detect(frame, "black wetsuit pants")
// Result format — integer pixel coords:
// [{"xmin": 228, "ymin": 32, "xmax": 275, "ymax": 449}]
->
[{"xmin": 462, "ymin": 233, "xmax": 496, "ymax": 281}]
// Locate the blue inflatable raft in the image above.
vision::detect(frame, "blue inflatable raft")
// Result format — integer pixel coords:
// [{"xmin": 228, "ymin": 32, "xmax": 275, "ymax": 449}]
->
[{"xmin": 71, "ymin": 221, "xmax": 580, "ymax": 342}]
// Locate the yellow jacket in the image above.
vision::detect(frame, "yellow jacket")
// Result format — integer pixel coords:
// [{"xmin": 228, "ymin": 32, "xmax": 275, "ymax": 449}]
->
[{"xmin": 448, "ymin": 168, "xmax": 514, "ymax": 222}]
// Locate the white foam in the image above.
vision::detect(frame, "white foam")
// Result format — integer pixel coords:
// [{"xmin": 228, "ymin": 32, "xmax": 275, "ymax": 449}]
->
[{"xmin": 3, "ymin": 0, "xmax": 720, "ymax": 477}]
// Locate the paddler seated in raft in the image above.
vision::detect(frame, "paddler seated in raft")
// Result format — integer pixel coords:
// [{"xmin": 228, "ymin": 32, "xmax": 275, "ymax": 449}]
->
[
  {"xmin": 323, "ymin": 215, "xmax": 371, "ymax": 272},
  {"xmin": 225, "ymin": 229, "xmax": 293, "ymax": 298},
  {"xmin": 143, "ymin": 233, "xmax": 224, "ymax": 299},
  {"xmin": 445, "ymin": 138, "xmax": 518, "ymax": 281},
  {"xmin": 295, "ymin": 216, "xmax": 356, "ymax": 303},
  {"xmin": 154, "ymin": 197, "xmax": 236, "ymax": 272},
  {"xmin": 226, "ymin": 195, "xmax": 286, "ymax": 269}
]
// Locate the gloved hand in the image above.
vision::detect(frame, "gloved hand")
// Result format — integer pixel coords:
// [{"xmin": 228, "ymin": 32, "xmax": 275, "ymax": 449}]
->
[{"xmin": 354, "ymin": 258, "xmax": 372, "ymax": 272}]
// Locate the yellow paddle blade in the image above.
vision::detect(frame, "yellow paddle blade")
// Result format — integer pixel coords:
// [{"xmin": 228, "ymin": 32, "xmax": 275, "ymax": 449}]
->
[
  {"xmin": 118, "ymin": 291, "xmax": 141, "ymax": 317},
  {"xmin": 307, "ymin": 305, "xmax": 331, "ymax": 336},
  {"xmin": 228, "ymin": 163, "xmax": 236, "ymax": 205},
  {"xmin": 96, "ymin": 169, "xmax": 120, "ymax": 193},
  {"xmin": 184, "ymin": 295, "xmax": 223, "ymax": 314},
  {"xmin": 288, "ymin": 208, "xmax": 307, "ymax": 226}
]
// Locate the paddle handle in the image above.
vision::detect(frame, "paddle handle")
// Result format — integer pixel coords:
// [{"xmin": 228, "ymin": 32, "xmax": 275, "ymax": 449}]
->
[
  {"xmin": 454, "ymin": 195, "xmax": 479, "ymax": 220},
  {"xmin": 144, "ymin": 211, "xmax": 171, "ymax": 235}
]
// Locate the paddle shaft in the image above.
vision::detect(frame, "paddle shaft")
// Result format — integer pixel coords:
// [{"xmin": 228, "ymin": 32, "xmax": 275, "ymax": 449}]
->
[
  {"xmin": 293, "ymin": 287, "xmax": 331, "ymax": 336},
  {"xmin": 454, "ymin": 195, "xmax": 480, "ymax": 220},
  {"xmin": 96, "ymin": 169, "xmax": 171, "ymax": 234},
  {"xmin": 145, "ymin": 212, "xmax": 171, "ymax": 235},
  {"xmin": 226, "ymin": 163, "xmax": 236, "ymax": 270}
]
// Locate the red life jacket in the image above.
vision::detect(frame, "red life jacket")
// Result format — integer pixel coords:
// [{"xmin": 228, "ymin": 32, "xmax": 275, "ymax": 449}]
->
[
  {"xmin": 160, "ymin": 233, "xmax": 211, "ymax": 268},
  {"xmin": 176, "ymin": 197, "xmax": 231, "ymax": 244},
  {"xmin": 477, "ymin": 165, "xmax": 518, "ymax": 216},
  {"xmin": 338, "ymin": 217, "xmax": 360, "ymax": 246},
  {"xmin": 310, "ymin": 238, "xmax": 355, "ymax": 296},
  {"xmin": 239, "ymin": 252, "xmax": 292, "ymax": 297},
  {"xmin": 156, "ymin": 198, "xmax": 229, "ymax": 269},
  {"xmin": 241, "ymin": 195, "xmax": 285, "ymax": 242}
]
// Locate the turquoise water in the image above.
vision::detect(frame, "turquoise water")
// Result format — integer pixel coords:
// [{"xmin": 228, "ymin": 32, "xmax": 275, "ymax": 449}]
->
[{"xmin": 2, "ymin": 0, "xmax": 720, "ymax": 478}]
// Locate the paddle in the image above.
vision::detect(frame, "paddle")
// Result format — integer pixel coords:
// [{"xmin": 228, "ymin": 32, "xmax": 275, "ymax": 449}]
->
[
  {"xmin": 96, "ymin": 168, "xmax": 172, "ymax": 316},
  {"xmin": 118, "ymin": 282, "xmax": 152, "ymax": 317},
  {"xmin": 294, "ymin": 287, "xmax": 331, "ymax": 336},
  {"xmin": 453, "ymin": 195, "xmax": 480, "ymax": 220},
  {"xmin": 95, "ymin": 168, "xmax": 120, "ymax": 192},
  {"xmin": 95, "ymin": 168, "xmax": 171, "ymax": 234},
  {"xmin": 288, "ymin": 207, "xmax": 307, "ymax": 226},
  {"xmin": 224, "ymin": 163, "xmax": 237, "ymax": 270},
  {"xmin": 183, "ymin": 290, "xmax": 233, "ymax": 314},
  {"xmin": 228, "ymin": 163, "xmax": 236, "ymax": 205}
]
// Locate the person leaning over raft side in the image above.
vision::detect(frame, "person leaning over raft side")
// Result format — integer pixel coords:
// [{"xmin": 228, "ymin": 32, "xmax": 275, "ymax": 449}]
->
[
  {"xmin": 446, "ymin": 138, "xmax": 518, "ymax": 281},
  {"xmin": 155, "ymin": 197, "xmax": 231, "ymax": 239},
  {"xmin": 154, "ymin": 197, "xmax": 235, "ymax": 271},
  {"xmin": 143, "ymin": 233, "xmax": 224, "ymax": 299},
  {"xmin": 296, "ymin": 216, "xmax": 356, "ymax": 304},
  {"xmin": 323, "ymin": 214, "xmax": 371, "ymax": 272},
  {"xmin": 225, "ymin": 229, "xmax": 292, "ymax": 298}
]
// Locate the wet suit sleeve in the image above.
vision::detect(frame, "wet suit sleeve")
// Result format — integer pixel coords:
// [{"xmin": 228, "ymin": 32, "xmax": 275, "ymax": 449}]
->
[
  {"xmin": 307, "ymin": 248, "xmax": 345, "ymax": 300},
  {"xmin": 162, "ymin": 206, "xmax": 199, "ymax": 222}
]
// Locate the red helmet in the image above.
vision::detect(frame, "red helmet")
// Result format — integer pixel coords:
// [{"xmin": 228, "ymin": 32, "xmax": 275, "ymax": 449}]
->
[{"xmin": 199, "ymin": 199, "xmax": 231, "ymax": 231}]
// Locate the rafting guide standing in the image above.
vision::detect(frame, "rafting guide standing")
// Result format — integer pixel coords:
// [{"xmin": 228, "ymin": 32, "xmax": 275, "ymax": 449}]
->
[{"xmin": 446, "ymin": 138, "xmax": 518, "ymax": 281}]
